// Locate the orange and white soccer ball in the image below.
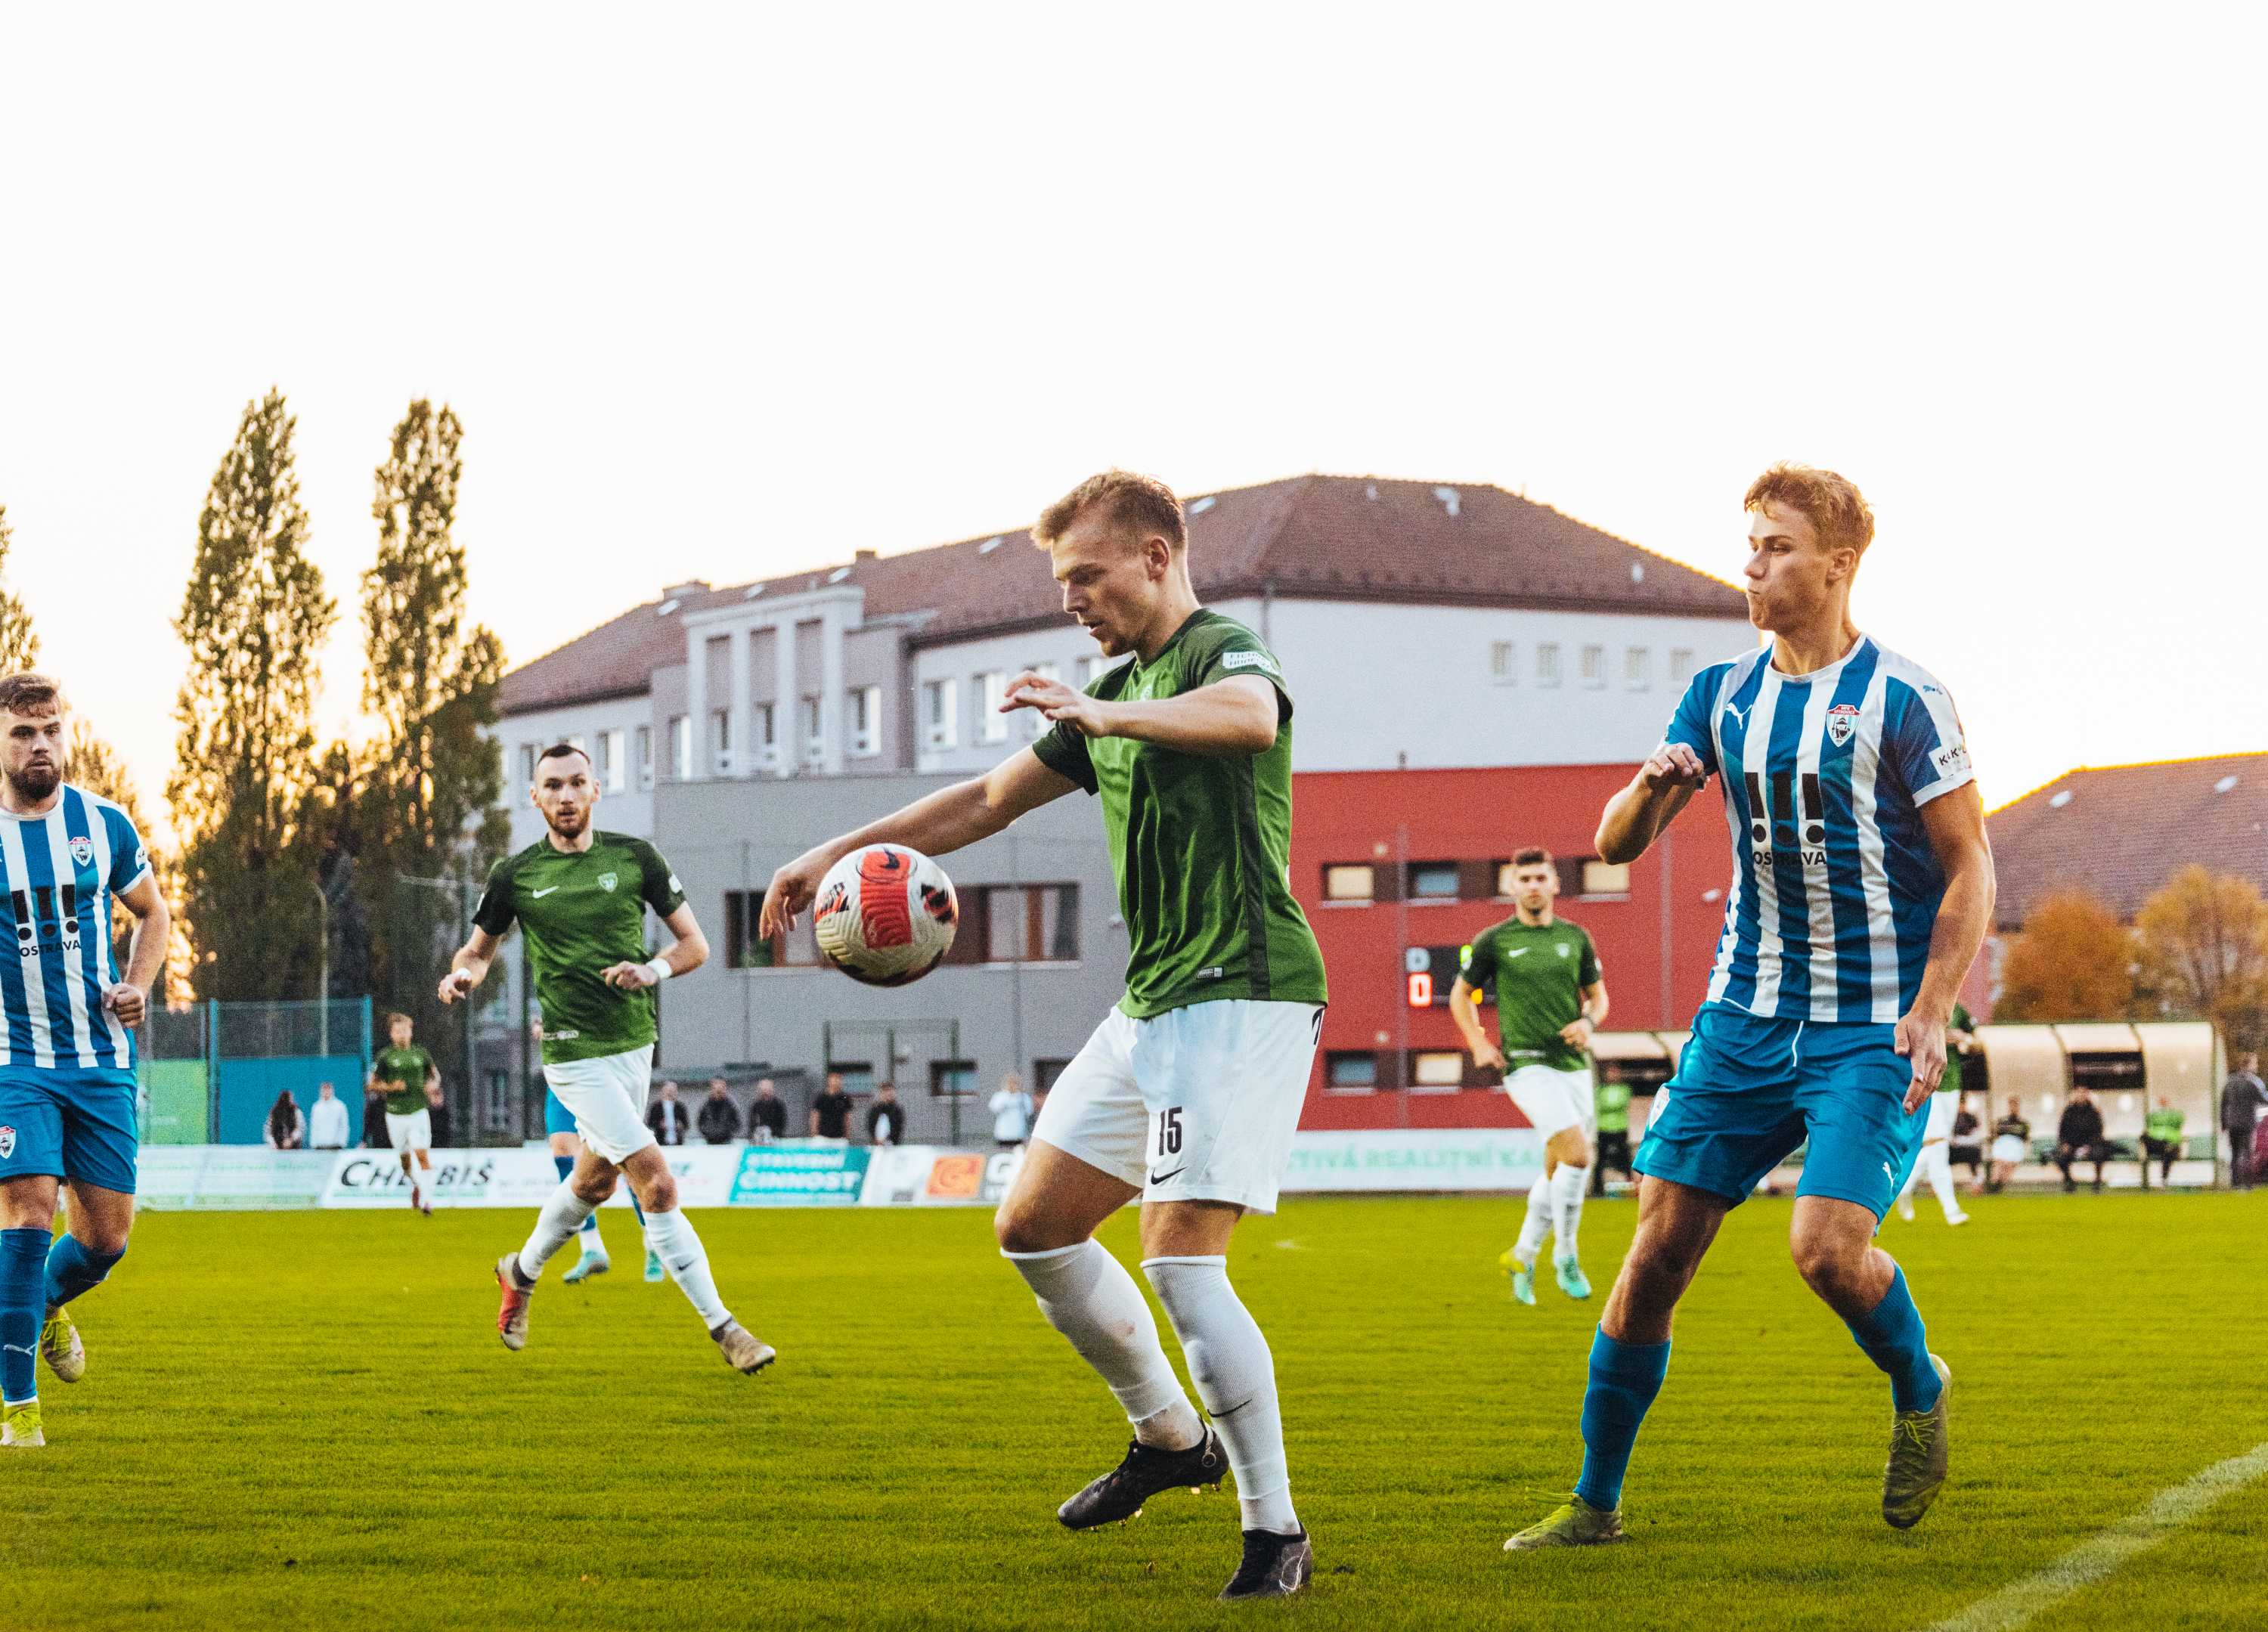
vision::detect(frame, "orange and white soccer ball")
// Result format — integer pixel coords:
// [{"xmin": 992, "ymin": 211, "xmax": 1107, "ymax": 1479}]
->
[{"xmin": 812, "ymin": 844, "xmax": 959, "ymax": 986}]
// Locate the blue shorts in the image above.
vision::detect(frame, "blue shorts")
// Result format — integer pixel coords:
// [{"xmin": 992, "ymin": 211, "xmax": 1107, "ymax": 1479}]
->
[
  {"xmin": 1637, "ymin": 1004, "xmax": 1926, "ymax": 1220},
  {"xmin": 544, "ymin": 1088, "xmax": 577, "ymax": 1139},
  {"xmin": 0, "ymin": 1067, "xmax": 140, "ymax": 1195}
]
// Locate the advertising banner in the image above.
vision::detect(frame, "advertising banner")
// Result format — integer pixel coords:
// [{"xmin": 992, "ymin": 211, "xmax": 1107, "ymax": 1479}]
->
[
  {"xmin": 1280, "ymin": 1127, "xmax": 1545, "ymax": 1194},
  {"xmin": 860, "ymin": 1145, "xmax": 1025, "ymax": 1206},
  {"xmin": 728, "ymin": 1144, "xmax": 871, "ymax": 1206}
]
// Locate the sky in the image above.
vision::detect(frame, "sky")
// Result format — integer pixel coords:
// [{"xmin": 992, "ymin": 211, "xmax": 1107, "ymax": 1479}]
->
[{"xmin": 2, "ymin": 5, "xmax": 2261, "ymax": 844}]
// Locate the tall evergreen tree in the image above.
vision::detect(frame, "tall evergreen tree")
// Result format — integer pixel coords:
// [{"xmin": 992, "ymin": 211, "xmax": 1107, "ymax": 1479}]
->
[
  {"xmin": 168, "ymin": 390, "xmax": 336, "ymax": 1002},
  {"xmin": 0, "ymin": 503, "xmax": 40, "ymax": 672}
]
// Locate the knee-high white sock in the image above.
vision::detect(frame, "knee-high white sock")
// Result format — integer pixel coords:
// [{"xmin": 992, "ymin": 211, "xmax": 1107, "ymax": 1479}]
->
[
  {"xmin": 1925, "ymin": 1143, "xmax": 1962, "ymax": 1219},
  {"xmin": 1144, "ymin": 1256, "xmax": 1298, "ymax": 1536},
  {"xmin": 1552, "ymin": 1163, "xmax": 1591, "ymax": 1260},
  {"xmin": 518, "ymin": 1183, "xmax": 598, "ymax": 1281},
  {"xmin": 1006, "ymin": 1241, "xmax": 1200, "ymax": 1448},
  {"xmin": 644, "ymin": 1207, "xmax": 730, "ymax": 1330},
  {"xmin": 1514, "ymin": 1174, "xmax": 1553, "ymax": 1266}
]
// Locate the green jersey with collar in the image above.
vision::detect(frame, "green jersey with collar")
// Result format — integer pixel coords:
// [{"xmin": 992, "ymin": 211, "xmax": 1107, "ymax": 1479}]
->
[
  {"xmin": 473, "ymin": 831, "xmax": 687, "ymax": 1064},
  {"xmin": 1460, "ymin": 916, "xmax": 1600, "ymax": 1073},
  {"xmin": 1033, "ymin": 609, "xmax": 1327, "ymax": 1020},
  {"xmin": 373, "ymin": 1043, "xmax": 435, "ymax": 1115}
]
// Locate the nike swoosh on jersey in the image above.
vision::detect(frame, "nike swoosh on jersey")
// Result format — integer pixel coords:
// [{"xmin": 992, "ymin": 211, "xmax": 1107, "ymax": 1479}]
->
[
  {"xmin": 1505, "ymin": 948, "xmax": 1530, "ymax": 958},
  {"xmin": 530, "ymin": 887, "xmax": 561, "ymax": 897}
]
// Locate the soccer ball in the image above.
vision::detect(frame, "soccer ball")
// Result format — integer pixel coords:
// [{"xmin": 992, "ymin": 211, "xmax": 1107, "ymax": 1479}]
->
[{"xmin": 812, "ymin": 844, "xmax": 959, "ymax": 986}]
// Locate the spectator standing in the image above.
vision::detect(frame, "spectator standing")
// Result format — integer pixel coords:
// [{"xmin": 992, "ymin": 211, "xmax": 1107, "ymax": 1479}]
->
[
  {"xmin": 2054, "ymin": 1086, "xmax": 2112, "ymax": 1192},
  {"xmin": 264, "ymin": 1091, "xmax": 305, "ymax": 1150},
  {"xmin": 2222, "ymin": 1053, "xmax": 2268, "ymax": 1189},
  {"xmin": 748, "ymin": 1077, "xmax": 789, "ymax": 1143},
  {"xmin": 308, "ymin": 1082, "xmax": 351, "ymax": 1150},
  {"xmin": 698, "ymin": 1078, "xmax": 742, "ymax": 1144},
  {"xmin": 989, "ymin": 1070, "xmax": 1034, "ymax": 1150},
  {"xmin": 866, "ymin": 1082, "xmax": 906, "ymax": 1146},
  {"xmin": 1949, "ymin": 1094, "xmax": 1984, "ymax": 1194},
  {"xmin": 425, "ymin": 1076, "xmax": 452, "ymax": 1149},
  {"xmin": 646, "ymin": 1079, "xmax": 694, "ymax": 1146},
  {"xmin": 2139, "ymin": 1095, "xmax": 2185, "ymax": 1190},
  {"xmin": 810, "ymin": 1071, "xmax": 853, "ymax": 1140},
  {"xmin": 1988, "ymin": 1097, "xmax": 2031, "ymax": 1194}
]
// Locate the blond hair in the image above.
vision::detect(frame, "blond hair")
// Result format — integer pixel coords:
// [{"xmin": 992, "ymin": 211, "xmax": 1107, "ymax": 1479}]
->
[
  {"xmin": 1033, "ymin": 470, "xmax": 1186, "ymax": 553},
  {"xmin": 1744, "ymin": 464, "xmax": 1874, "ymax": 557}
]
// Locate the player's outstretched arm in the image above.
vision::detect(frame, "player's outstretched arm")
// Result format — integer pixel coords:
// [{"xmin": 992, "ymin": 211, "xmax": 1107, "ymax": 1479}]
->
[
  {"xmin": 601, "ymin": 903, "xmax": 709, "ymax": 989},
  {"xmin": 438, "ymin": 926, "xmax": 503, "ymax": 1005},
  {"xmin": 1448, "ymin": 978, "xmax": 1505, "ymax": 1072},
  {"xmin": 1002, "ymin": 670, "xmax": 1278, "ymax": 756},
  {"xmin": 101, "ymin": 872, "xmax": 169, "ymax": 1028},
  {"xmin": 1894, "ymin": 784, "xmax": 1996, "ymax": 1111},
  {"xmin": 1596, "ymin": 743, "xmax": 1709, "ymax": 864},
  {"xmin": 759, "ymin": 748, "xmax": 1077, "ymax": 937}
]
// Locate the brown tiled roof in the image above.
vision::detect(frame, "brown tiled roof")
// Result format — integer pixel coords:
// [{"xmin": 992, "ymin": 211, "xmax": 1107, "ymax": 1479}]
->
[
  {"xmin": 1987, "ymin": 751, "xmax": 2268, "ymax": 928},
  {"xmin": 500, "ymin": 474, "xmax": 1745, "ymax": 716}
]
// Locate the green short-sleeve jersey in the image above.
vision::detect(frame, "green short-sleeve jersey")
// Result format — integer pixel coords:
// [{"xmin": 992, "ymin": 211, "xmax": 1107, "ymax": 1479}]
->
[
  {"xmin": 1459, "ymin": 916, "xmax": 1600, "ymax": 1073},
  {"xmin": 1940, "ymin": 1001, "xmax": 1975, "ymax": 1098},
  {"xmin": 473, "ymin": 831, "xmax": 688, "ymax": 1065},
  {"xmin": 1594, "ymin": 1077, "xmax": 1631, "ymax": 1134},
  {"xmin": 2145, "ymin": 1106, "xmax": 2184, "ymax": 1144},
  {"xmin": 373, "ymin": 1044, "xmax": 435, "ymax": 1115},
  {"xmin": 1032, "ymin": 610, "xmax": 1327, "ymax": 1019}
]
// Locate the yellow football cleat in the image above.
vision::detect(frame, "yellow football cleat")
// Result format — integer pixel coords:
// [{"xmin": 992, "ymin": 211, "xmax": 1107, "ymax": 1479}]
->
[
  {"xmin": 2, "ymin": 1399, "xmax": 44, "ymax": 1448},
  {"xmin": 41, "ymin": 1305, "xmax": 85, "ymax": 1383}
]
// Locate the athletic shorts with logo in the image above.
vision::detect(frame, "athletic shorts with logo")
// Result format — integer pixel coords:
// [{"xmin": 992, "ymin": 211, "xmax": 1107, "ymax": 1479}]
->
[
  {"xmin": 1504, "ymin": 1062, "xmax": 1595, "ymax": 1142},
  {"xmin": 0, "ymin": 1066, "xmax": 138, "ymax": 1194},
  {"xmin": 1033, "ymin": 1000, "xmax": 1323, "ymax": 1215},
  {"xmin": 1638, "ymin": 1002, "xmax": 1928, "ymax": 1220},
  {"xmin": 543, "ymin": 1044, "xmax": 658, "ymax": 1165},
  {"xmin": 386, "ymin": 1108, "xmax": 433, "ymax": 1152}
]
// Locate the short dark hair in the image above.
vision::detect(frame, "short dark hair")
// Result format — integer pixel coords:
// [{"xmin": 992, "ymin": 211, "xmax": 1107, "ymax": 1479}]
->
[
  {"xmin": 386, "ymin": 1011, "xmax": 412, "ymax": 1028},
  {"xmin": 1511, "ymin": 847, "xmax": 1554, "ymax": 868},
  {"xmin": 0, "ymin": 672, "xmax": 64, "ymax": 717},
  {"xmin": 1033, "ymin": 470, "xmax": 1186, "ymax": 553},
  {"xmin": 537, "ymin": 742, "xmax": 591, "ymax": 771}
]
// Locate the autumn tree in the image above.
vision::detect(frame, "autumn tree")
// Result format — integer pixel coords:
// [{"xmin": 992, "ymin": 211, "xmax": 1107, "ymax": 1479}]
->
[
  {"xmin": 0, "ymin": 503, "xmax": 40, "ymax": 672},
  {"xmin": 2136, "ymin": 866, "xmax": 2268, "ymax": 1048},
  {"xmin": 1994, "ymin": 891, "xmax": 2136, "ymax": 1021}
]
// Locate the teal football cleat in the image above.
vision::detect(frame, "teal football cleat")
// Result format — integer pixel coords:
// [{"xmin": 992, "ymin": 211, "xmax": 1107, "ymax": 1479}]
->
[
  {"xmin": 562, "ymin": 1248, "xmax": 610, "ymax": 1286},
  {"xmin": 643, "ymin": 1247, "xmax": 665, "ymax": 1284},
  {"xmin": 1505, "ymin": 1494, "xmax": 1624, "ymax": 1550},
  {"xmin": 1555, "ymin": 1256, "xmax": 1592, "ymax": 1299},
  {"xmin": 1510, "ymin": 1264, "xmax": 1538, "ymax": 1305}
]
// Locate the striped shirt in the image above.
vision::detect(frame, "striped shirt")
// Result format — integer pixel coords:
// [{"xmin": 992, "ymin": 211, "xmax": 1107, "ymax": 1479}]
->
[
  {"xmin": 0, "ymin": 784, "xmax": 150, "ymax": 1070},
  {"xmin": 1665, "ymin": 636, "xmax": 1974, "ymax": 1023}
]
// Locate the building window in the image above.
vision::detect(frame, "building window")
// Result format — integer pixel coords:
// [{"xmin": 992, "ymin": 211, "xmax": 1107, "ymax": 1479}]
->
[
  {"xmin": 1406, "ymin": 862, "xmax": 1460, "ymax": 900},
  {"xmin": 1582, "ymin": 859, "xmax": 1631, "ymax": 896},
  {"xmin": 923, "ymin": 679, "xmax": 958, "ymax": 750},
  {"xmin": 962, "ymin": 884, "xmax": 1080, "ymax": 963},
  {"xmin": 1408, "ymin": 1051, "xmax": 1467, "ymax": 1092},
  {"xmin": 670, "ymin": 715, "xmax": 692, "ymax": 780},
  {"xmin": 1670, "ymin": 648, "xmax": 1696, "ymax": 686},
  {"xmin": 826, "ymin": 1060, "xmax": 875, "ymax": 1098},
  {"xmin": 722, "ymin": 889, "xmax": 820, "ymax": 968},
  {"xmin": 1624, "ymin": 647, "xmax": 1650, "ymax": 690},
  {"xmin": 1580, "ymin": 644, "xmax": 1605, "ymax": 688},
  {"xmin": 1536, "ymin": 643, "xmax": 1561, "ymax": 687},
  {"xmin": 978, "ymin": 671, "xmax": 1008, "ymax": 743},
  {"xmin": 708, "ymin": 709, "xmax": 732, "ymax": 776},
  {"xmin": 1033, "ymin": 1058, "xmax": 1072, "ymax": 1093},
  {"xmin": 753, "ymin": 702, "xmax": 778, "ymax": 770},
  {"xmin": 929, "ymin": 1059, "xmax": 979, "ymax": 1098},
  {"xmin": 600, "ymin": 729, "xmax": 625, "ymax": 793},
  {"xmin": 1489, "ymin": 640, "xmax": 1516, "ymax": 683},
  {"xmin": 849, "ymin": 686, "xmax": 881, "ymax": 757},
  {"xmin": 1325, "ymin": 1051, "xmax": 1380, "ymax": 1092},
  {"xmin": 634, "ymin": 725, "xmax": 653, "ymax": 791},
  {"xmin": 801, "ymin": 695, "xmax": 823, "ymax": 767},
  {"xmin": 1077, "ymin": 655, "xmax": 1120, "ymax": 688},
  {"xmin": 1322, "ymin": 864, "xmax": 1375, "ymax": 903},
  {"xmin": 519, "ymin": 744, "xmax": 538, "ymax": 784}
]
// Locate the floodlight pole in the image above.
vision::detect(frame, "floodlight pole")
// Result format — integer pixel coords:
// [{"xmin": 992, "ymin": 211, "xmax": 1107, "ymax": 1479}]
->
[{"xmin": 313, "ymin": 879, "xmax": 330, "ymax": 1058}]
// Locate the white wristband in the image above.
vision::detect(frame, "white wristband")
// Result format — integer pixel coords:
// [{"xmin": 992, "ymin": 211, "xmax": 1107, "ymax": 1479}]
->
[{"xmin": 643, "ymin": 956, "xmax": 674, "ymax": 983}]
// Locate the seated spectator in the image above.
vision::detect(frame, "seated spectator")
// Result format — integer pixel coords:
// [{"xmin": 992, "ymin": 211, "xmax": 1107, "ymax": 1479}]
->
[
  {"xmin": 264, "ymin": 1090, "xmax": 305, "ymax": 1150},
  {"xmin": 866, "ymin": 1082, "xmax": 906, "ymax": 1146},
  {"xmin": 308, "ymin": 1081, "xmax": 351, "ymax": 1150},
  {"xmin": 1988, "ymin": 1097, "xmax": 2030, "ymax": 1194},
  {"xmin": 2054, "ymin": 1085, "xmax": 2113, "ymax": 1192},
  {"xmin": 748, "ymin": 1077, "xmax": 789, "ymax": 1143},
  {"xmin": 2139, "ymin": 1095, "xmax": 2185, "ymax": 1190},
  {"xmin": 646, "ymin": 1079, "xmax": 694, "ymax": 1147},
  {"xmin": 698, "ymin": 1077, "xmax": 742, "ymax": 1144},
  {"xmin": 1949, "ymin": 1093, "xmax": 1984, "ymax": 1194}
]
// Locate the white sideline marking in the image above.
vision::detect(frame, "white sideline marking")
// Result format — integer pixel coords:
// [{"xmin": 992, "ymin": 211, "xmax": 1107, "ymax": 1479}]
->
[{"xmin": 1926, "ymin": 1440, "xmax": 2268, "ymax": 1632}]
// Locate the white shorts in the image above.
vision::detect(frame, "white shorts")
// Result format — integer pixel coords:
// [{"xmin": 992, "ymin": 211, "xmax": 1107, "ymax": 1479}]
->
[
  {"xmin": 1991, "ymin": 1134, "xmax": 2026, "ymax": 1164},
  {"xmin": 385, "ymin": 1109, "xmax": 432, "ymax": 1153},
  {"xmin": 1504, "ymin": 1063, "xmax": 1594, "ymax": 1141},
  {"xmin": 1032, "ymin": 1000, "xmax": 1322, "ymax": 1216},
  {"xmin": 542, "ymin": 1045, "xmax": 657, "ymax": 1166},
  {"xmin": 1924, "ymin": 1092, "xmax": 1959, "ymax": 1141}
]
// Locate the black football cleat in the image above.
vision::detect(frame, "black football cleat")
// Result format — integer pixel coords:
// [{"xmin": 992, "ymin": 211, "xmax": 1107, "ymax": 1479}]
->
[
  {"xmin": 1055, "ymin": 1429, "xmax": 1226, "ymax": 1530},
  {"xmin": 1219, "ymin": 1528, "xmax": 1312, "ymax": 1600}
]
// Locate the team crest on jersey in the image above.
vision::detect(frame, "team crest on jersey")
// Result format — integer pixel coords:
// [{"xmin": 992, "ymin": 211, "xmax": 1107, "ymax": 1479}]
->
[
  {"xmin": 69, "ymin": 836, "xmax": 94, "ymax": 867},
  {"xmin": 0, "ymin": 1126, "xmax": 14, "ymax": 1160},
  {"xmin": 597, "ymin": 872, "xmax": 618, "ymax": 893},
  {"xmin": 1826, "ymin": 704, "xmax": 1861, "ymax": 748}
]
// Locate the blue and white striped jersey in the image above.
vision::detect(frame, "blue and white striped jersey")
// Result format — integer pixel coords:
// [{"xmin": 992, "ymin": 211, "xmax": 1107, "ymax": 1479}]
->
[
  {"xmin": 1665, "ymin": 636, "xmax": 1975, "ymax": 1023},
  {"xmin": 0, "ymin": 785, "xmax": 150, "ymax": 1070}
]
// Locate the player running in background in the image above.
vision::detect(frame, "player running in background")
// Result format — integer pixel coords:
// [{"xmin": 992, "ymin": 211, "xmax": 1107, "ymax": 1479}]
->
[
  {"xmin": 1449, "ymin": 847, "xmax": 1608, "ymax": 1304},
  {"xmin": 441, "ymin": 744, "xmax": 770, "ymax": 1373},
  {"xmin": 1895, "ymin": 1001, "xmax": 1974, "ymax": 1225},
  {"xmin": 369, "ymin": 1013, "xmax": 441, "ymax": 1214},
  {"xmin": 0, "ymin": 674, "xmax": 170, "ymax": 1449},
  {"xmin": 547, "ymin": 1082, "xmax": 658, "ymax": 1284},
  {"xmin": 1507, "ymin": 466, "xmax": 1995, "ymax": 1549},
  {"xmin": 762, "ymin": 472, "xmax": 1328, "ymax": 1601}
]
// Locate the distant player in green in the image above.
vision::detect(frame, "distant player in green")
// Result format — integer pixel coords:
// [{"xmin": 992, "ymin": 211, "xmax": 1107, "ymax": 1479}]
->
[
  {"xmin": 2139, "ymin": 1096, "xmax": 2185, "ymax": 1189},
  {"xmin": 1450, "ymin": 847, "xmax": 1609, "ymax": 1305},
  {"xmin": 367, "ymin": 1013, "xmax": 440, "ymax": 1214},
  {"xmin": 763, "ymin": 472, "xmax": 1326, "ymax": 1600},
  {"xmin": 440, "ymin": 743, "xmax": 771, "ymax": 1374}
]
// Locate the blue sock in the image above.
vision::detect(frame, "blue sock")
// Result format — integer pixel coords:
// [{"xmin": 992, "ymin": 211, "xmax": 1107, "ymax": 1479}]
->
[
  {"xmin": 1574, "ymin": 1327, "xmax": 1671, "ymax": 1512},
  {"xmin": 554, "ymin": 1157, "xmax": 600, "ymax": 1237},
  {"xmin": 2, "ymin": 1228, "xmax": 47, "ymax": 1404},
  {"xmin": 43, "ymin": 1234, "xmax": 124, "ymax": 1309},
  {"xmin": 1846, "ymin": 1265, "xmax": 1940, "ymax": 1414}
]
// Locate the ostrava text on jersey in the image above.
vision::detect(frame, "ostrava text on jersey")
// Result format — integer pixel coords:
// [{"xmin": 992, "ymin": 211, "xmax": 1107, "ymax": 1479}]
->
[
  {"xmin": 1665, "ymin": 635, "xmax": 1973, "ymax": 1023},
  {"xmin": 1033, "ymin": 610, "xmax": 1327, "ymax": 1019},
  {"xmin": 0, "ymin": 785, "xmax": 149, "ymax": 1069},
  {"xmin": 473, "ymin": 832, "xmax": 687, "ymax": 1065}
]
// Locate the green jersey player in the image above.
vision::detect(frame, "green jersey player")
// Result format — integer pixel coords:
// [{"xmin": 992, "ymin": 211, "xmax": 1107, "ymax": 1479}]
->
[
  {"xmin": 440, "ymin": 743, "xmax": 771, "ymax": 1374},
  {"xmin": 1448, "ymin": 848, "xmax": 1608, "ymax": 1304},
  {"xmin": 763, "ymin": 472, "xmax": 1327, "ymax": 1601},
  {"xmin": 367, "ymin": 1014, "xmax": 440, "ymax": 1213}
]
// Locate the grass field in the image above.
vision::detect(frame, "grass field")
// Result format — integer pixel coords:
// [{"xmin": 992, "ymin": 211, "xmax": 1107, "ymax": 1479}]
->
[{"xmin": 5, "ymin": 1190, "xmax": 2266, "ymax": 1631}]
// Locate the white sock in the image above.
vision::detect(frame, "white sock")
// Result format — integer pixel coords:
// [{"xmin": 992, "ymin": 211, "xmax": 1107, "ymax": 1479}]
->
[
  {"xmin": 1552, "ymin": 1163, "xmax": 1590, "ymax": 1261},
  {"xmin": 418, "ymin": 1163, "xmax": 435, "ymax": 1203},
  {"xmin": 578, "ymin": 1216, "xmax": 606, "ymax": 1256},
  {"xmin": 1898, "ymin": 1158, "xmax": 1923, "ymax": 1205},
  {"xmin": 1514, "ymin": 1174, "xmax": 1552, "ymax": 1266},
  {"xmin": 1006, "ymin": 1241, "xmax": 1198, "ymax": 1444},
  {"xmin": 644, "ymin": 1207, "xmax": 730, "ymax": 1329},
  {"xmin": 517, "ymin": 1183, "xmax": 598, "ymax": 1281},
  {"xmin": 1144, "ymin": 1256, "xmax": 1299, "ymax": 1536},
  {"xmin": 1926, "ymin": 1144, "xmax": 1963, "ymax": 1219}
]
